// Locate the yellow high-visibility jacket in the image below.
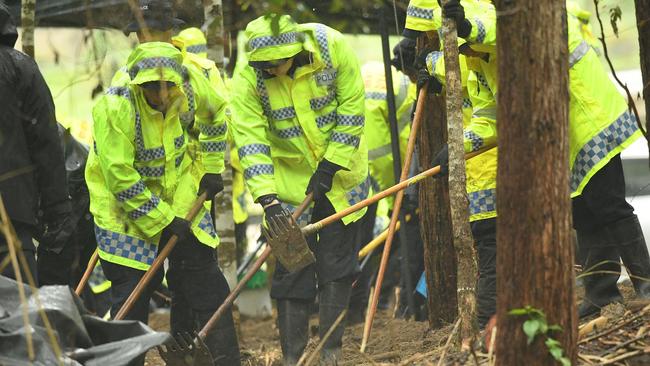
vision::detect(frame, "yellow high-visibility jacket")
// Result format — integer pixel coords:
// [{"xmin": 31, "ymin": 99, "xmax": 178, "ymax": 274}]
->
[
  {"xmin": 230, "ymin": 22, "xmax": 368, "ymax": 225},
  {"xmin": 86, "ymin": 42, "xmax": 227, "ymax": 271}
]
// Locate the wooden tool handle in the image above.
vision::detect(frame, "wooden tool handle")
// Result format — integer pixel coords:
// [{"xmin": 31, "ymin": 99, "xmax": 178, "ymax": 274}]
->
[
  {"xmin": 198, "ymin": 193, "xmax": 313, "ymax": 340},
  {"xmin": 114, "ymin": 192, "xmax": 208, "ymax": 320},
  {"xmin": 75, "ymin": 250, "xmax": 99, "ymax": 295}
]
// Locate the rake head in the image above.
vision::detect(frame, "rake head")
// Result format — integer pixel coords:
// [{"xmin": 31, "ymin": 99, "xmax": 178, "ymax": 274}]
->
[
  {"xmin": 157, "ymin": 332, "xmax": 214, "ymax": 366},
  {"xmin": 262, "ymin": 214, "xmax": 315, "ymax": 273}
]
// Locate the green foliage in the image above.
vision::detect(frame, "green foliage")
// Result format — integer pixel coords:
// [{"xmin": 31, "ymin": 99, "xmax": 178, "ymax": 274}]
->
[
  {"xmin": 509, "ymin": 306, "xmax": 571, "ymax": 366},
  {"xmin": 609, "ymin": 5, "xmax": 622, "ymax": 38}
]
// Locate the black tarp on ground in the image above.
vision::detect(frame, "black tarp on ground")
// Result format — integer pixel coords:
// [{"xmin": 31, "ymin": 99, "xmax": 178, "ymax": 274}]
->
[
  {"xmin": 4, "ymin": 0, "xmax": 204, "ymax": 30},
  {"xmin": 0, "ymin": 275, "xmax": 170, "ymax": 365}
]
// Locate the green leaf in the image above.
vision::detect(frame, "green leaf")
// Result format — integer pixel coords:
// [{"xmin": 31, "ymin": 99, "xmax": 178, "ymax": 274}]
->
[
  {"xmin": 509, "ymin": 308, "xmax": 529, "ymax": 316},
  {"xmin": 523, "ymin": 319, "xmax": 541, "ymax": 345},
  {"xmin": 548, "ymin": 324, "xmax": 563, "ymax": 333},
  {"xmin": 609, "ymin": 6, "xmax": 622, "ymax": 38}
]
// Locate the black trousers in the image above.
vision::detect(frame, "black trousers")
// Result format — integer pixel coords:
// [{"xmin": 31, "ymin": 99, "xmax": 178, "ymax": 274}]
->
[
  {"xmin": 271, "ymin": 198, "xmax": 362, "ymax": 300},
  {"xmin": 471, "ymin": 217, "xmax": 497, "ymax": 329},
  {"xmin": 0, "ymin": 222, "xmax": 37, "ymax": 285},
  {"xmin": 572, "ymin": 154, "xmax": 635, "ymax": 233}
]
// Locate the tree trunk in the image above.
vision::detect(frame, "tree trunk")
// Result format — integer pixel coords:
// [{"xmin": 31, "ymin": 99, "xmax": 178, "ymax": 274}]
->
[
  {"xmin": 21, "ymin": 0, "xmax": 35, "ymax": 58},
  {"xmin": 440, "ymin": 0, "xmax": 478, "ymax": 342},
  {"xmin": 202, "ymin": 0, "xmax": 236, "ymax": 285},
  {"xmin": 202, "ymin": 0, "xmax": 225, "ymax": 69},
  {"xmin": 494, "ymin": 0, "xmax": 576, "ymax": 365},
  {"xmin": 635, "ymin": 0, "xmax": 650, "ymax": 152},
  {"xmin": 417, "ymin": 74, "xmax": 458, "ymax": 328}
]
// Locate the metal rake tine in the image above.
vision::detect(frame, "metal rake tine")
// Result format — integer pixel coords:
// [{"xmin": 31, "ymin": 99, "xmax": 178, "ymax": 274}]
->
[
  {"xmin": 261, "ymin": 225, "xmax": 272, "ymax": 242},
  {"xmin": 165, "ymin": 335, "xmax": 181, "ymax": 352},
  {"xmin": 269, "ymin": 216, "xmax": 285, "ymax": 237},
  {"xmin": 174, "ymin": 332, "xmax": 190, "ymax": 350},
  {"xmin": 273, "ymin": 215, "xmax": 291, "ymax": 232}
]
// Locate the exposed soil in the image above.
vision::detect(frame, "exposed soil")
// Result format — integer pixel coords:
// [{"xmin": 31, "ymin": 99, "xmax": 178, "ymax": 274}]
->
[{"xmin": 144, "ymin": 282, "xmax": 649, "ymax": 365}]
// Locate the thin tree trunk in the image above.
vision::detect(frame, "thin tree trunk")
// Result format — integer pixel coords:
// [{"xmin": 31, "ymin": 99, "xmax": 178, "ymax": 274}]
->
[
  {"xmin": 635, "ymin": 0, "xmax": 650, "ymax": 160},
  {"xmin": 21, "ymin": 0, "xmax": 35, "ymax": 58},
  {"xmin": 494, "ymin": 0, "xmax": 576, "ymax": 365},
  {"xmin": 202, "ymin": 0, "xmax": 225, "ymax": 69},
  {"xmin": 418, "ymin": 70, "xmax": 457, "ymax": 328},
  {"xmin": 440, "ymin": 0, "xmax": 478, "ymax": 342},
  {"xmin": 202, "ymin": 0, "xmax": 236, "ymax": 285}
]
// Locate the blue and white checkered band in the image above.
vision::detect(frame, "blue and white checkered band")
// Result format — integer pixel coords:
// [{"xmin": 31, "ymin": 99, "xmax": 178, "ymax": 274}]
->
[
  {"xmin": 337, "ymin": 114, "xmax": 364, "ymax": 127},
  {"xmin": 474, "ymin": 18, "xmax": 486, "ymax": 44},
  {"xmin": 248, "ymin": 31, "xmax": 302, "ymax": 50},
  {"xmin": 95, "ymin": 226, "xmax": 158, "ymax": 266},
  {"xmin": 310, "ymin": 91, "xmax": 336, "ymax": 110},
  {"xmin": 406, "ymin": 5, "xmax": 434, "ymax": 20},
  {"xmin": 462, "ymin": 98, "xmax": 473, "ymax": 109},
  {"xmin": 175, "ymin": 154, "xmax": 184, "ymax": 168},
  {"xmin": 187, "ymin": 44, "xmax": 208, "ymax": 54},
  {"xmin": 128, "ymin": 57, "xmax": 183, "ymax": 80},
  {"xmin": 238, "ymin": 144, "xmax": 271, "ymax": 159},
  {"xmin": 197, "ymin": 212, "xmax": 217, "ymax": 239},
  {"xmin": 198, "ymin": 123, "xmax": 227, "ymax": 136},
  {"xmin": 274, "ymin": 126, "xmax": 303, "ymax": 139},
  {"xmin": 314, "ymin": 25, "xmax": 333, "ymax": 68},
  {"xmin": 468, "ymin": 188, "xmax": 496, "ymax": 216},
  {"xmin": 106, "ymin": 86, "xmax": 131, "ymax": 99},
  {"xmin": 181, "ymin": 77, "xmax": 196, "ymax": 124},
  {"xmin": 254, "ymin": 69, "xmax": 272, "ymax": 116},
  {"xmin": 569, "ymin": 41, "xmax": 590, "ymax": 68},
  {"xmin": 88, "ymin": 264, "xmax": 108, "ymax": 289},
  {"xmin": 316, "ymin": 111, "xmax": 337, "ymax": 128},
  {"xmin": 136, "ymin": 165, "xmax": 164, "ymax": 177},
  {"xmin": 365, "ymin": 91, "xmax": 387, "ymax": 100},
  {"xmin": 279, "ymin": 202, "xmax": 314, "ymax": 226},
  {"xmin": 270, "ymin": 106, "xmax": 297, "ymax": 121},
  {"xmin": 201, "ymin": 141, "xmax": 227, "ymax": 153},
  {"xmin": 426, "ymin": 51, "xmax": 443, "ymax": 71},
  {"xmin": 174, "ymin": 134, "xmax": 185, "ymax": 149},
  {"xmin": 476, "ymin": 72, "xmax": 491, "ymax": 91},
  {"xmin": 464, "ymin": 130, "xmax": 484, "ymax": 152},
  {"xmin": 346, "ymin": 176, "xmax": 371, "ymax": 206},
  {"xmin": 570, "ymin": 110, "xmax": 639, "ymax": 192},
  {"xmin": 368, "ymin": 143, "xmax": 392, "ymax": 160},
  {"xmin": 133, "ymin": 110, "xmax": 166, "ymax": 162},
  {"xmin": 331, "ymin": 131, "xmax": 360, "ymax": 147},
  {"xmin": 128, "ymin": 195, "xmax": 161, "ymax": 220},
  {"xmin": 244, "ymin": 164, "xmax": 274, "ymax": 180},
  {"xmin": 116, "ymin": 180, "xmax": 146, "ymax": 202}
]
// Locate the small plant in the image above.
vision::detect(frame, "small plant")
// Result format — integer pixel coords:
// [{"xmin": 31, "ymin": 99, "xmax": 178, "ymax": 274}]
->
[{"xmin": 509, "ymin": 306, "xmax": 571, "ymax": 366}]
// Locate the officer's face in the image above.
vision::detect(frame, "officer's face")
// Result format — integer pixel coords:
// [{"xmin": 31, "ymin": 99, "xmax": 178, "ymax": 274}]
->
[
  {"xmin": 265, "ymin": 58, "xmax": 294, "ymax": 76},
  {"xmin": 142, "ymin": 82, "xmax": 173, "ymax": 112}
]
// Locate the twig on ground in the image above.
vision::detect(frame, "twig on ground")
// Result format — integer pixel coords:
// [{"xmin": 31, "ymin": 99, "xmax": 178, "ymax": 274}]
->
[
  {"xmin": 579, "ymin": 311, "xmax": 647, "ymax": 344},
  {"xmin": 436, "ymin": 318, "xmax": 462, "ymax": 366},
  {"xmin": 598, "ymin": 332, "xmax": 648, "ymax": 357},
  {"xmin": 601, "ymin": 349, "xmax": 644, "ymax": 365},
  {"xmin": 397, "ymin": 347, "xmax": 443, "ymax": 366},
  {"xmin": 487, "ymin": 324, "xmax": 497, "ymax": 366}
]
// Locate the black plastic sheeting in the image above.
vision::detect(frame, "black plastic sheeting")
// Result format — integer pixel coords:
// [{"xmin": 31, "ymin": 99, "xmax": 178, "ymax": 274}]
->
[
  {"xmin": 4, "ymin": 0, "xmax": 204, "ymax": 30},
  {"xmin": 0, "ymin": 276, "xmax": 170, "ymax": 365}
]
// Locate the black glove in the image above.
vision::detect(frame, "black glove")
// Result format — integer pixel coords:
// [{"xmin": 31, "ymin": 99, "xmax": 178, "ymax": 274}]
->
[
  {"xmin": 305, "ymin": 160, "xmax": 342, "ymax": 202},
  {"xmin": 416, "ymin": 69, "xmax": 443, "ymax": 95},
  {"xmin": 432, "ymin": 144, "xmax": 449, "ymax": 175},
  {"xmin": 442, "ymin": 0, "xmax": 472, "ymax": 38},
  {"xmin": 39, "ymin": 214, "xmax": 75, "ymax": 254},
  {"xmin": 259, "ymin": 194, "xmax": 291, "ymax": 227},
  {"xmin": 198, "ymin": 173, "xmax": 224, "ymax": 198},
  {"xmin": 162, "ymin": 217, "xmax": 191, "ymax": 243}
]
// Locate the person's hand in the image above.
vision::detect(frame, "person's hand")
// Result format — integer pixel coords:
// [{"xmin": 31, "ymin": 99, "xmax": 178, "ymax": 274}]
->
[
  {"xmin": 432, "ymin": 144, "xmax": 449, "ymax": 176},
  {"xmin": 305, "ymin": 160, "xmax": 342, "ymax": 202},
  {"xmin": 161, "ymin": 217, "xmax": 192, "ymax": 243},
  {"xmin": 416, "ymin": 69, "xmax": 443, "ymax": 95},
  {"xmin": 40, "ymin": 214, "xmax": 75, "ymax": 254},
  {"xmin": 259, "ymin": 195, "xmax": 291, "ymax": 228},
  {"xmin": 442, "ymin": 0, "xmax": 472, "ymax": 38},
  {"xmin": 198, "ymin": 173, "xmax": 224, "ymax": 198}
]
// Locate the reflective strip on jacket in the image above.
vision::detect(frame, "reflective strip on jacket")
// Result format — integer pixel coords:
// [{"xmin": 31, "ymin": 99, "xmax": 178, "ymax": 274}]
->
[
  {"xmin": 87, "ymin": 53, "xmax": 227, "ymax": 271},
  {"xmin": 230, "ymin": 23, "xmax": 368, "ymax": 225}
]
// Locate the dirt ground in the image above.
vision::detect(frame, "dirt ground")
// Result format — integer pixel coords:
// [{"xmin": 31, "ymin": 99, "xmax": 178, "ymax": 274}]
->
[{"xmin": 144, "ymin": 282, "xmax": 649, "ymax": 366}]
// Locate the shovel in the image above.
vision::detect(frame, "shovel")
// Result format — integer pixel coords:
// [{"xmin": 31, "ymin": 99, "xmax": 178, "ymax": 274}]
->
[{"xmin": 157, "ymin": 194, "xmax": 314, "ymax": 366}]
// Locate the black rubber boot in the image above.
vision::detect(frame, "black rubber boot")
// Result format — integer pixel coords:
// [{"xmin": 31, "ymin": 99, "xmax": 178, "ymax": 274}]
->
[
  {"xmin": 277, "ymin": 299, "xmax": 310, "ymax": 366},
  {"xmin": 616, "ymin": 216, "xmax": 650, "ymax": 299},
  {"xmin": 195, "ymin": 309, "xmax": 241, "ymax": 366},
  {"xmin": 577, "ymin": 231, "xmax": 623, "ymax": 319},
  {"xmin": 319, "ymin": 279, "xmax": 352, "ymax": 365}
]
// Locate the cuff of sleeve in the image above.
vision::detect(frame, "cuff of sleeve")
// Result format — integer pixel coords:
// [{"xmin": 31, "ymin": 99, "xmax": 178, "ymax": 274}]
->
[
  {"xmin": 137, "ymin": 200, "xmax": 175, "ymax": 238},
  {"xmin": 324, "ymin": 148, "xmax": 352, "ymax": 171},
  {"xmin": 202, "ymin": 155, "xmax": 226, "ymax": 174}
]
